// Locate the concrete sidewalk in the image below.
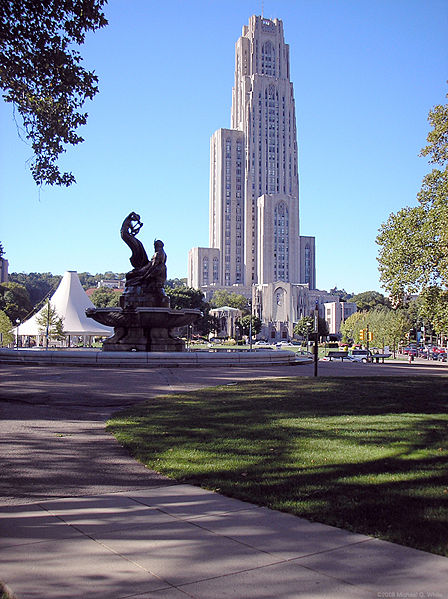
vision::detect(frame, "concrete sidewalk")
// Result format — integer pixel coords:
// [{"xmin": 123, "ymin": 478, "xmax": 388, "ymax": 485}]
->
[
  {"xmin": 1, "ymin": 483, "xmax": 447, "ymax": 599},
  {"xmin": 1, "ymin": 363, "xmax": 447, "ymax": 598}
]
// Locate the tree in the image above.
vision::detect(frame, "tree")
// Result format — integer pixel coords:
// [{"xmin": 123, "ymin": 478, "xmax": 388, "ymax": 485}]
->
[
  {"xmin": 0, "ymin": 310, "xmax": 14, "ymax": 346},
  {"xmin": 90, "ymin": 287, "xmax": 121, "ymax": 307},
  {"xmin": 36, "ymin": 300, "xmax": 64, "ymax": 346},
  {"xmin": 340, "ymin": 306, "xmax": 410, "ymax": 353},
  {"xmin": 0, "ymin": 282, "xmax": 33, "ymax": 321},
  {"xmin": 166, "ymin": 286, "xmax": 206, "ymax": 311},
  {"xmin": 293, "ymin": 315, "xmax": 328, "ymax": 340},
  {"xmin": 237, "ymin": 314, "xmax": 262, "ymax": 337},
  {"xmin": 377, "ymin": 92, "xmax": 448, "ymax": 313},
  {"xmin": 9, "ymin": 272, "xmax": 61, "ymax": 306},
  {"xmin": 294, "ymin": 316, "xmax": 314, "ymax": 338},
  {"xmin": 0, "ymin": 0, "xmax": 108, "ymax": 186},
  {"xmin": 418, "ymin": 286, "xmax": 448, "ymax": 337},
  {"xmin": 0, "ymin": 242, "xmax": 4, "ymax": 258},
  {"xmin": 165, "ymin": 286, "xmax": 213, "ymax": 336},
  {"xmin": 351, "ymin": 291, "xmax": 390, "ymax": 312},
  {"xmin": 210, "ymin": 290, "xmax": 249, "ymax": 313}
]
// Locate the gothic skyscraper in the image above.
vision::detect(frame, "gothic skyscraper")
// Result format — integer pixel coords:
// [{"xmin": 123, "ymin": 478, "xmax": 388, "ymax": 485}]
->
[{"xmin": 189, "ymin": 15, "xmax": 316, "ymax": 303}]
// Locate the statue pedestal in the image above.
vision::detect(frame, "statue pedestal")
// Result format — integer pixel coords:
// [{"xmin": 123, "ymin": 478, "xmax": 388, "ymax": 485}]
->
[{"xmin": 85, "ymin": 307, "xmax": 201, "ymax": 352}]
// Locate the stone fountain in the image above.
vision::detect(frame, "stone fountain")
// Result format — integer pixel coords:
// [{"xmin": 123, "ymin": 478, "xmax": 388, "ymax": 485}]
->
[{"xmin": 86, "ymin": 212, "xmax": 201, "ymax": 351}]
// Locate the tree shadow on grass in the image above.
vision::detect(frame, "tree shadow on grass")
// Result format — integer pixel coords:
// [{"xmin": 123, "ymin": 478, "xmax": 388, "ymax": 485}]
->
[{"xmin": 108, "ymin": 376, "xmax": 448, "ymax": 555}]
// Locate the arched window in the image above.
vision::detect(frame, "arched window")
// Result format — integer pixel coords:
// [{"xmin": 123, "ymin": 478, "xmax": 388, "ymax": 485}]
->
[
  {"xmin": 305, "ymin": 244, "xmax": 311, "ymax": 284},
  {"xmin": 213, "ymin": 257, "xmax": 219, "ymax": 282},
  {"xmin": 202, "ymin": 256, "xmax": 209, "ymax": 284},
  {"xmin": 261, "ymin": 41, "xmax": 275, "ymax": 76}
]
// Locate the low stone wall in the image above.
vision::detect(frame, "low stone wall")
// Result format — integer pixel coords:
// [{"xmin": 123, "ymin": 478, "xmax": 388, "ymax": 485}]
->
[{"xmin": 0, "ymin": 348, "xmax": 312, "ymax": 368}]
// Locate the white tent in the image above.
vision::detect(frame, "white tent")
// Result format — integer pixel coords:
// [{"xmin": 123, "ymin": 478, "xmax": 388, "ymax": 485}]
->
[{"xmin": 16, "ymin": 271, "xmax": 112, "ymax": 338}]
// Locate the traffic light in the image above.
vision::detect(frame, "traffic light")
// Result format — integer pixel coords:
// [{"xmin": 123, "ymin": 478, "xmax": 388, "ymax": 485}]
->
[
  {"xmin": 359, "ymin": 329, "xmax": 365, "ymax": 341},
  {"xmin": 368, "ymin": 331, "xmax": 373, "ymax": 342}
]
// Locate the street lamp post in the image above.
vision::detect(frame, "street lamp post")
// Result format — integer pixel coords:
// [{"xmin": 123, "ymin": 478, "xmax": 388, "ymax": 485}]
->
[
  {"xmin": 15, "ymin": 319, "xmax": 20, "ymax": 350},
  {"xmin": 249, "ymin": 299, "xmax": 253, "ymax": 352},
  {"xmin": 314, "ymin": 302, "xmax": 319, "ymax": 377}
]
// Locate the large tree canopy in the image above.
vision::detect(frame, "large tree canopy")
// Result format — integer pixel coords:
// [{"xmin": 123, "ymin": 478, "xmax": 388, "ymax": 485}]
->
[
  {"xmin": 377, "ymin": 93, "xmax": 448, "ymax": 308},
  {"xmin": 0, "ymin": 0, "xmax": 107, "ymax": 186}
]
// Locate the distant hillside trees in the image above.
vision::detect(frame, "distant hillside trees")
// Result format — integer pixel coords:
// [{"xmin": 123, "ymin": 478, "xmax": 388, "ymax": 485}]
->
[
  {"xmin": 0, "ymin": 282, "xmax": 33, "ymax": 322},
  {"xmin": 90, "ymin": 287, "xmax": 121, "ymax": 308}
]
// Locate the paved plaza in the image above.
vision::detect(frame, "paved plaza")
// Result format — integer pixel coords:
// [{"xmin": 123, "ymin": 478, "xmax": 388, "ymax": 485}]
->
[{"xmin": 0, "ymin": 360, "xmax": 447, "ymax": 598}]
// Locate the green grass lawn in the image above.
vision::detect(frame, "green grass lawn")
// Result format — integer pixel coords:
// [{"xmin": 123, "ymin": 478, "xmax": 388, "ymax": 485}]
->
[{"xmin": 107, "ymin": 375, "xmax": 448, "ymax": 556}]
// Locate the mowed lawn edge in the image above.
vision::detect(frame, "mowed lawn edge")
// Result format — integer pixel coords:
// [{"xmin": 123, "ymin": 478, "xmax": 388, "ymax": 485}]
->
[{"xmin": 107, "ymin": 376, "xmax": 448, "ymax": 556}]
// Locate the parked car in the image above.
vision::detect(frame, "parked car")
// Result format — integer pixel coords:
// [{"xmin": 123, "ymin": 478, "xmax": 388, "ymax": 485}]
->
[
  {"xmin": 432, "ymin": 348, "xmax": 447, "ymax": 362},
  {"xmin": 402, "ymin": 347, "xmax": 418, "ymax": 356},
  {"xmin": 348, "ymin": 349, "xmax": 372, "ymax": 363}
]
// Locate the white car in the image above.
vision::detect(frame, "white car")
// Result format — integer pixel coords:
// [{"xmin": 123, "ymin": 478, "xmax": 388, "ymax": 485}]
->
[{"xmin": 348, "ymin": 349, "xmax": 371, "ymax": 363}]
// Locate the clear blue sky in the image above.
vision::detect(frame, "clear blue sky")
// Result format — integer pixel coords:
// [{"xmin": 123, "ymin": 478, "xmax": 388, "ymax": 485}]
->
[{"xmin": 1, "ymin": 0, "xmax": 447, "ymax": 294}]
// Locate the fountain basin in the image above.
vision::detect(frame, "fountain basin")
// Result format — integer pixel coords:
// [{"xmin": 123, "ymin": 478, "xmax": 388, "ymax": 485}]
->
[{"xmin": 86, "ymin": 307, "xmax": 202, "ymax": 352}]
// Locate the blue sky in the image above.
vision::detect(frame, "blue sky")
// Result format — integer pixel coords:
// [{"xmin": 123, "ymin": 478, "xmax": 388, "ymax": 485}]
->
[{"xmin": 1, "ymin": 0, "xmax": 447, "ymax": 294}]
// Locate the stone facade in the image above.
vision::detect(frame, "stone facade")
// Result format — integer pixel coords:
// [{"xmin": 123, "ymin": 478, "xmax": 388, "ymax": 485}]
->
[
  {"xmin": 324, "ymin": 301, "xmax": 357, "ymax": 335},
  {"xmin": 253, "ymin": 284, "xmax": 342, "ymax": 340}
]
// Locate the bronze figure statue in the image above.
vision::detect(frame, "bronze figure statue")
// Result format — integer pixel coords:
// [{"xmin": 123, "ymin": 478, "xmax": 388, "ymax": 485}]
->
[
  {"xmin": 120, "ymin": 212, "xmax": 170, "ymax": 309},
  {"xmin": 86, "ymin": 212, "xmax": 201, "ymax": 351}
]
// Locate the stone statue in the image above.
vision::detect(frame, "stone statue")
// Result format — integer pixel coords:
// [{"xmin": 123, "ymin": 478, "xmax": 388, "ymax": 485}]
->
[
  {"xmin": 120, "ymin": 212, "xmax": 170, "ymax": 309},
  {"xmin": 86, "ymin": 212, "xmax": 201, "ymax": 351}
]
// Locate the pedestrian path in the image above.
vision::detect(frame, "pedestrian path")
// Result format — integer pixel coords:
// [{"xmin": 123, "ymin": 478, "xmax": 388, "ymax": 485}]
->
[{"xmin": 1, "ymin": 483, "xmax": 447, "ymax": 599}]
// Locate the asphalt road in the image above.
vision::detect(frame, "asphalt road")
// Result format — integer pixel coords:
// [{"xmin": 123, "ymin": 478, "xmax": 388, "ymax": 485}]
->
[{"xmin": 1, "ymin": 359, "xmax": 446, "ymax": 505}]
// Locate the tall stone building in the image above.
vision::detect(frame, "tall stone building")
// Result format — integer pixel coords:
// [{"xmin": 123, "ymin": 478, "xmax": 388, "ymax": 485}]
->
[{"xmin": 188, "ymin": 15, "xmax": 338, "ymax": 340}]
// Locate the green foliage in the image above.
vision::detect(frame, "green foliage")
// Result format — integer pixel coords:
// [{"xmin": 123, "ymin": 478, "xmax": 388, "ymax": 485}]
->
[
  {"xmin": 165, "ymin": 277, "xmax": 187, "ymax": 289},
  {"xmin": 420, "ymin": 94, "xmax": 448, "ymax": 165},
  {"xmin": 294, "ymin": 316, "xmax": 314, "ymax": 337},
  {"xmin": 419, "ymin": 287, "xmax": 448, "ymax": 336},
  {"xmin": 165, "ymin": 286, "xmax": 213, "ymax": 336},
  {"xmin": 210, "ymin": 290, "xmax": 249, "ymax": 313},
  {"xmin": 0, "ymin": 310, "xmax": 14, "ymax": 346},
  {"xmin": 237, "ymin": 314, "xmax": 262, "ymax": 336},
  {"xmin": 0, "ymin": 281, "xmax": 33, "ymax": 322},
  {"xmin": 9, "ymin": 272, "xmax": 61, "ymax": 306},
  {"xmin": 294, "ymin": 315, "xmax": 328, "ymax": 339},
  {"xmin": 340, "ymin": 306, "xmax": 410, "ymax": 350},
  {"xmin": 166, "ymin": 286, "xmax": 206, "ymax": 311},
  {"xmin": 0, "ymin": 242, "xmax": 4, "ymax": 258},
  {"xmin": 0, "ymin": 0, "xmax": 108, "ymax": 186},
  {"xmin": 90, "ymin": 287, "xmax": 121, "ymax": 307},
  {"xmin": 377, "ymin": 92, "xmax": 448, "ymax": 327},
  {"xmin": 351, "ymin": 290, "xmax": 390, "ymax": 311},
  {"xmin": 36, "ymin": 300, "xmax": 64, "ymax": 342},
  {"xmin": 108, "ymin": 376, "xmax": 448, "ymax": 556}
]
